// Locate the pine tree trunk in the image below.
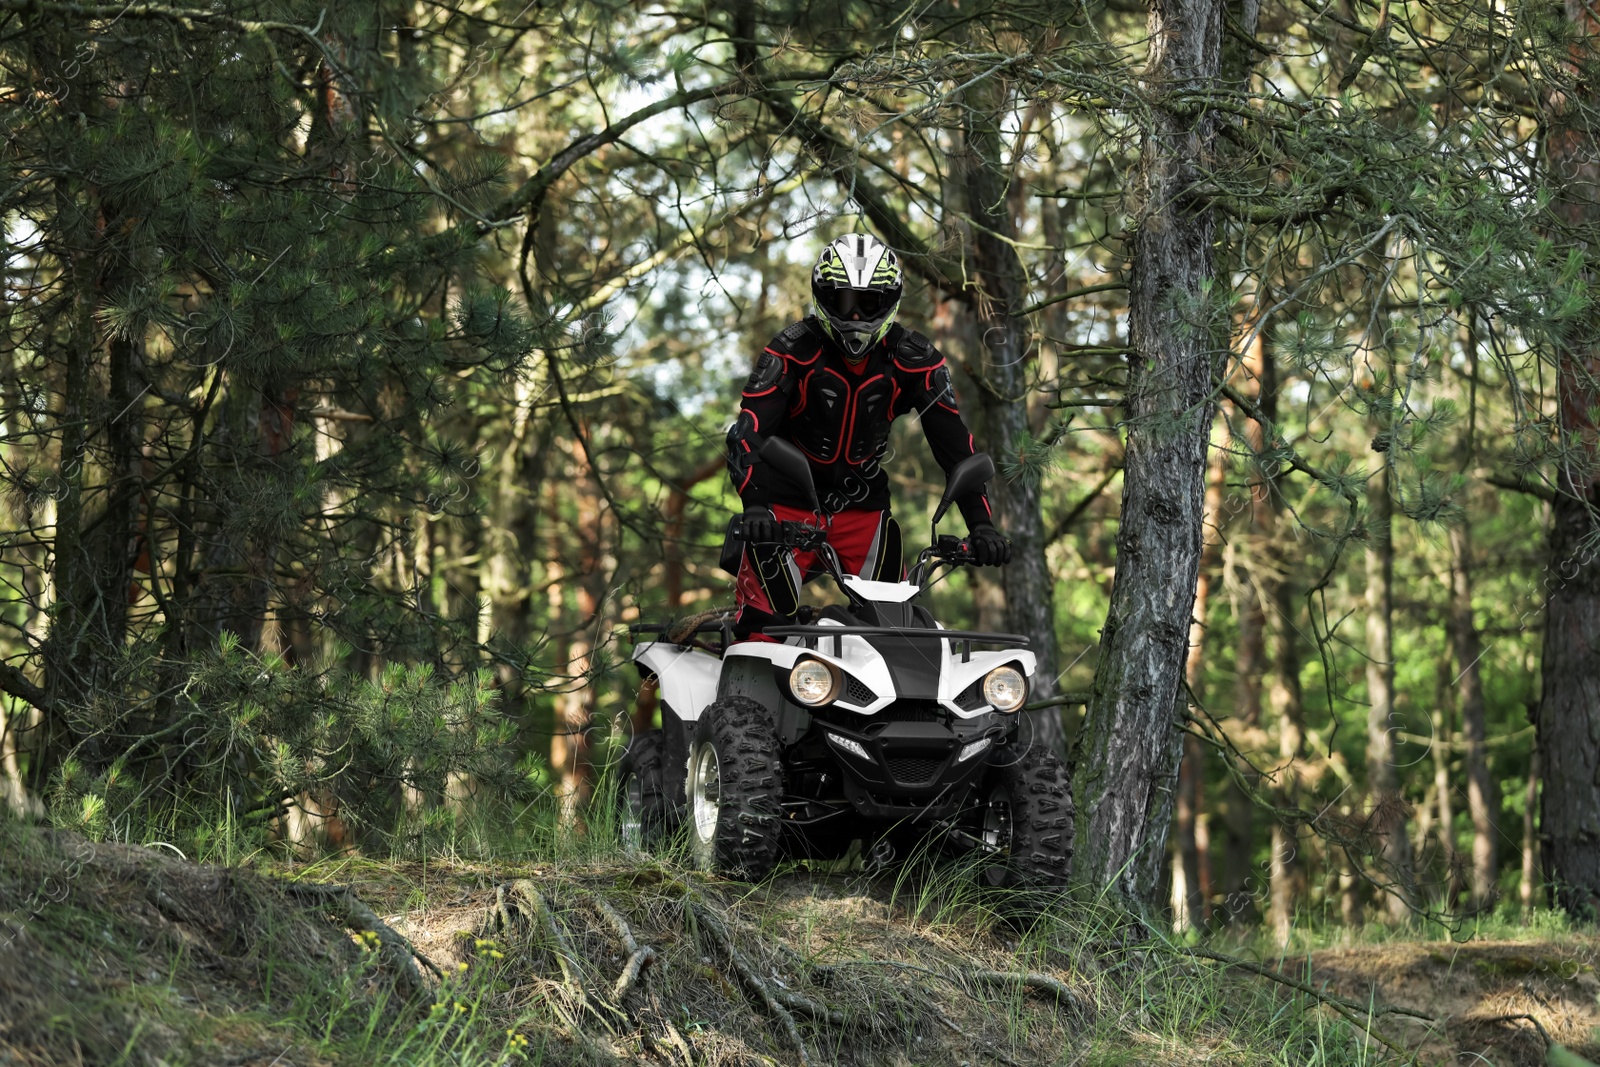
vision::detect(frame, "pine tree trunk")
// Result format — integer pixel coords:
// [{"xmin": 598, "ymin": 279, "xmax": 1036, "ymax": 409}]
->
[
  {"xmin": 1259, "ymin": 347, "xmax": 1305, "ymax": 947},
  {"xmin": 1267, "ymin": 640, "xmax": 1305, "ymax": 932},
  {"xmin": 1448, "ymin": 520, "xmax": 1498, "ymax": 910},
  {"xmin": 1535, "ymin": 0, "xmax": 1600, "ymax": 920},
  {"xmin": 551, "ymin": 437, "xmax": 603, "ymax": 821},
  {"xmin": 1072, "ymin": 0, "xmax": 1226, "ymax": 903},
  {"xmin": 1534, "ymin": 484, "xmax": 1600, "ymax": 916},
  {"xmin": 1365, "ymin": 451, "xmax": 1415, "ymax": 920},
  {"xmin": 1221, "ymin": 407, "xmax": 1269, "ymax": 922},
  {"xmin": 1430, "ymin": 690, "xmax": 1462, "ymax": 906},
  {"xmin": 1173, "ymin": 443, "xmax": 1227, "ymax": 930},
  {"xmin": 1522, "ymin": 748, "xmax": 1541, "ymax": 912},
  {"xmin": 961, "ymin": 84, "xmax": 1065, "ymax": 753}
]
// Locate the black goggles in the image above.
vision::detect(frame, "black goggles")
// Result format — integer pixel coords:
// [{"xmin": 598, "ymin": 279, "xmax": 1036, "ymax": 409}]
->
[{"xmin": 821, "ymin": 286, "xmax": 893, "ymax": 319}]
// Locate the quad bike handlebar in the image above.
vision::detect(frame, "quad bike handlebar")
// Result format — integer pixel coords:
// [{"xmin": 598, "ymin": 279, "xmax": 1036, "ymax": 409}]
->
[
  {"xmin": 729, "ymin": 515, "xmax": 830, "ymax": 551},
  {"xmin": 730, "ymin": 516, "xmax": 988, "ymax": 592}
]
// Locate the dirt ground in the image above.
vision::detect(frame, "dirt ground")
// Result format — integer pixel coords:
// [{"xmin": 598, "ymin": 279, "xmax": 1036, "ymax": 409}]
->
[
  {"xmin": 7, "ymin": 821, "xmax": 1597, "ymax": 1067},
  {"xmin": 1310, "ymin": 937, "xmax": 1600, "ymax": 1066}
]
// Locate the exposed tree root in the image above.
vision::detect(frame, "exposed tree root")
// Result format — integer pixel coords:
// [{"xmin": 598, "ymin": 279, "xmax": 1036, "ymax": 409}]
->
[
  {"xmin": 687, "ymin": 897, "xmax": 818, "ymax": 1065},
  {"xmin": 498, "ymin": 879, "xmax": 626, "ymax": 1038},
  {"xmin": 282, "ymin": 881, "xmax": 437, "ymax": 1002},
  {"xmin": 590, "ymin": 893, "xmax": 658, "ymax": 1001}
]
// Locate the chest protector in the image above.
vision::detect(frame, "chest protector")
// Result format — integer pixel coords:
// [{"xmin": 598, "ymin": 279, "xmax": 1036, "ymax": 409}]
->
[{"xmin": 786, "ymin": 344, "xmax": 901, "ymax": 467}]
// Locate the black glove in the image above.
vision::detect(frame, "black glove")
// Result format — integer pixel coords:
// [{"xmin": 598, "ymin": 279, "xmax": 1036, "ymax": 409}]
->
[
  {"xmin": 741, "ymin": 507, "xmax": 779, "ymax": 544},
  {"xmin": 967, "ymin": 524, "xmax": 1012, "ymax": 566}
]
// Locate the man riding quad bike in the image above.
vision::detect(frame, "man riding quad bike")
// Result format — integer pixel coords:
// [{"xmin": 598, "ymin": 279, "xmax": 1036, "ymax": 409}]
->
[{"xmin": 621, "ymin": 234, "xmax": 1074, "ymax": 887}]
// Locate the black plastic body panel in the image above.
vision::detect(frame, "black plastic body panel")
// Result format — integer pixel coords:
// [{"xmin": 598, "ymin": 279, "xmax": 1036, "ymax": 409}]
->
[{"xmin": 660, "ymin": 702, "xmax": 691, "ymax": 819}]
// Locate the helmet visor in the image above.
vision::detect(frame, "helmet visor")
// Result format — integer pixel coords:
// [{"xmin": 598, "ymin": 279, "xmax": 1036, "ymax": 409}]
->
[{"xmin": 819, "ymin": 286, "xmax": 892, "ymax": 319}]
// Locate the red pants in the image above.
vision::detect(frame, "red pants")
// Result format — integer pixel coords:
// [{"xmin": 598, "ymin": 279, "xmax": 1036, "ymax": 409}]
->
[{"xmin": 734, "ymin": 505, "xmax": 902, "ymax": 636}]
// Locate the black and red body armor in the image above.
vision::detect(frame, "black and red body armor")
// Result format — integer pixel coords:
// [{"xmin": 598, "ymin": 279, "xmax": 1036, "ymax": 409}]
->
[{"xmin": 726, "ymin": 316, "xmax": 992, "ymax": 526}]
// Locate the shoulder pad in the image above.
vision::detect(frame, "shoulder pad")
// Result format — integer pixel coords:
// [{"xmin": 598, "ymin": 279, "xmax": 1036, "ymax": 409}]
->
[
  {"xmin": 765, "ymin": 319, "xmax": 822, "ymax": 362},
  {"xmin": 744, "ymin": 351, "xmax": 786, "ymax": 394},
  {"xmin": 894, "ymin": 328, "xmax": 940, "ymax": 368}
]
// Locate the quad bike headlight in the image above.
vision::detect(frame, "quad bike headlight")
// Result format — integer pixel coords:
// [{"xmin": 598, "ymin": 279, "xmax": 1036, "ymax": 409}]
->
[
  {"xmin": 789, "ymin": 658, "xmax": 840, "ymax": 706},
  {"xmin": 982, "ymin": 665, "xmax": 1027, "ymax": 713}
]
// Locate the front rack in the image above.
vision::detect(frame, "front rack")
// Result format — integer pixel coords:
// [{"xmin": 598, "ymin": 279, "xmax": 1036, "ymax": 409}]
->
[
  {"xmin": 762, "ymin": 624, "xmax": 1030, "ymax": 661},
  {"xmin": 628, "ymin": 621, "xmax": 1031, "ymax": 661}
]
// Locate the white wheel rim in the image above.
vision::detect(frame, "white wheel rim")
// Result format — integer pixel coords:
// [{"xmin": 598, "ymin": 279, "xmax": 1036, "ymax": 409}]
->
[
  {"xmin": 621, "ymin": 773, "xmax": 644, "ymax": 851},
  {"xmin": 690, "ymin": 744, "xmax": 721, "ymax": 845}
]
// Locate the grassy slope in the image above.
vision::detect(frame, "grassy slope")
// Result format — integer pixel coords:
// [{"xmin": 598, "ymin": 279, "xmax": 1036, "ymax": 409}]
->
[{"xmin": 4, "ymin": 815, "xmax": 1586, "ymax": 1067}]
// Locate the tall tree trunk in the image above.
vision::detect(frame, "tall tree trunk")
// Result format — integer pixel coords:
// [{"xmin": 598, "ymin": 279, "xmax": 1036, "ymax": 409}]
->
[
  {"xmin": 551, "ymin": 438, "xmax": 602, "ymax": 821},
  {"xmin": 1220, "ymin": 362, "xmax": 1270, "ymax": 921},
  {"xmin": 1174, "ymin": 442, "xmax": 1227, "ymax": 930},
  {"xmin": 1250, "ymin": 338, "xmax": 1306, "ymax": 947},
  {"xmin": 1447, "ymin": 521, "xmax": 1498, "ymax": 911},
  {"xmin": 1535, "ymin": 0, "xmax": 1600, "ymax": 920},
  {"xmin": 1522, "ymin": 748, "xmax": 1541, "ymax": 912},
  {"xmin": 961, "ymin": 82, "xmax": 1065, "ymax": 753},
  {"xmin": 1365, "ymin": 443, "xmax": 1415, "ymax": 920},
  {"xmin": 1430, "ymin": 685, "xmax": 1463, "ymax": 907},
  {"xmin": 1267, "ymin": 569, "xmax": 1305, "ymax": 945},
  {"xmin": 1072, "ymin": 0, "xmax": 1225, "ymax": 903}
]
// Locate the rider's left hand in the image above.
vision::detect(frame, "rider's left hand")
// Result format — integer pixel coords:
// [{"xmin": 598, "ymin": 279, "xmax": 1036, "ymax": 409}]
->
[{"xmin": 967, "ymin": 524, "xmax": 1012, "ymax": 566}]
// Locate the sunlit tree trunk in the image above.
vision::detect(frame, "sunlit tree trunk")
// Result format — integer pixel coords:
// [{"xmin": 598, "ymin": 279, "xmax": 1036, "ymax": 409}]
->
[
  {"xmin": 1444, "ymin": 524, "xmax": 1497, "ymax": 909},
  {"xmin": 1243, "ymin": 338, "xmax": 1305, "ymax": 946},
  {"xmin": 1522, "ymin": 749, "xmax": 1542, "ymax": 912},
  {"xmin": 1174, "ymin": 441, "xmax": 1226, "ymax": 930},
  {"xmin": 1073, "ymin": 0, "xmax": 1226, "ymax": 904},
  {"xmin": 1365, "ymin": 431, "xmax": 1415, "ymax": 921},
  {"xmin": 1429, "ymin": 687, "xmax": 1462, "ymax": 907},
  {"xmin": 550, "ymin": 437, "xmax": 603, "ymax": 821}
]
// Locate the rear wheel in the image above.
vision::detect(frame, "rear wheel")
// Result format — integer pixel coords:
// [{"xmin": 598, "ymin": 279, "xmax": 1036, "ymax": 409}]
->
[
  {"xmin": 618, "ymin": 730, "xmax": 669, "ymax": 851},
  {"xmin": 687, "ymin": 696, "xmax": 785, "ymax": 879},
  {"xmin": 977, "ymin": 744, "xmax": 1074, "ymax": 890}
]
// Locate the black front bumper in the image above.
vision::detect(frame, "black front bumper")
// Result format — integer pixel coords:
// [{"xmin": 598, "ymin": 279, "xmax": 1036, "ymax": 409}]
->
[{"xmin": 810, "ymin": 711, "xmax": 1008, "ymax": 818}]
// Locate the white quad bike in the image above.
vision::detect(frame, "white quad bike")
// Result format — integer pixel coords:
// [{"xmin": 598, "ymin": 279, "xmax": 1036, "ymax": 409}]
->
[{"xmin": 621, "ymin": 439, "xmax": 1074, "ymax": 888}]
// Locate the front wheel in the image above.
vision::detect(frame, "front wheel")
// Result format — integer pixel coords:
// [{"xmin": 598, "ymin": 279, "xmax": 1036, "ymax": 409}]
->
[
  {"xmin": 687, "ymin": 696, "xmax": 785, "ymax": 879},
  {"xmin": 977, "ymin": 744, "xmax": 1075, "ymax": 891}
]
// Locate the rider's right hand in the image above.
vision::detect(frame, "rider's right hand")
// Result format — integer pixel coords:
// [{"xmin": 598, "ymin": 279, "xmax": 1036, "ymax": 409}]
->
[
  {"xmin": 967, "ymin": 523, "xmax": 1012, "ymax": 566},
  {"xmin": 741, "ymin": 506, "xmax": 779, "ymax": 544}
]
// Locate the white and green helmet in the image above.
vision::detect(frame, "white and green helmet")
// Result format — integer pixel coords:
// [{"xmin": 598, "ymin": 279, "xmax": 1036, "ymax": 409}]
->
[{"xmin": 811, "ymin": 232, "xmax": 904, "ymax": 359}]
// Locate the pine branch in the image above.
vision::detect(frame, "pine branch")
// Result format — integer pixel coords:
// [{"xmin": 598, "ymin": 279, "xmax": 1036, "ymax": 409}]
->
[
  {"xmin": 0, "ymin": 0, "xmax": 313, "ymax": 33},
  {"xmin": 482, "ymin": 84, "xmax": 736, "ymax": 233},
  {"xmin": 758, "ymin": 91, "xmax": 967, "ymax": 299},
  {"xmin": 1046, "ymin": 466, "xmax": 1122, "ymax": 545},
  {"xmin": 0, "ymin": 661, "xmax": 47, "ymax": 712},
  {"xmin": 1484, "ymin": 473, "xmax": 1556, "ymax": 501},
  {"xmin": 1021, "ymin": 281, "xmax": 1127, "ymax": 317}
]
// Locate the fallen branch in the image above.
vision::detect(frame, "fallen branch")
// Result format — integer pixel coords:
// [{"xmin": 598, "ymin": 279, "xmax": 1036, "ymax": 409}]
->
[
  {"xmin": 1182, "ymin": 947, "xmax": 1427, "ymax": 1059},
  {"xmin": 283, "ymin": 882, "xmax": 437, "ymax": 1001},
  {"xmin": 1466, "ymin": 1012, "xmax": 1552, "ymax": 1049},
  {"xmin": 967, "ymin": 969, "xmax": 1091, "ymax": 1017}
]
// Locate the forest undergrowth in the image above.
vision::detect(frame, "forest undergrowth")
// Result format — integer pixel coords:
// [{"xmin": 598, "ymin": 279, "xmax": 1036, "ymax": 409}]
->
[{"xmin": 3, "ymin": 799, "xmax": 1595, "ymax": 1067}]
